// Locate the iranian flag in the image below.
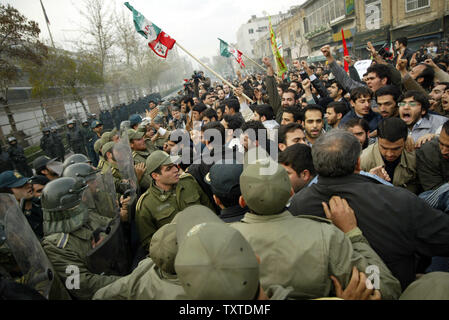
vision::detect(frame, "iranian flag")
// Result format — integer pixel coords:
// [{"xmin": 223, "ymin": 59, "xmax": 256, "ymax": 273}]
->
[
  {"xmin": 218, "ymin": 38, "xmax": 245, "ymax": 68},
  {"xmin": 124, "ymin": 2, "xmax": 176, "ymax": 58}
]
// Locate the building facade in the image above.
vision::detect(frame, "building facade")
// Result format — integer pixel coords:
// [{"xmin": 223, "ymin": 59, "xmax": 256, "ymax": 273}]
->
[
  {"xmin": 236, "ymin": 12, "xmax": 289, "ymax": 59},
  {"xmin": 355, "ymin": 0, "xmax": 449, "ymax": 58}
]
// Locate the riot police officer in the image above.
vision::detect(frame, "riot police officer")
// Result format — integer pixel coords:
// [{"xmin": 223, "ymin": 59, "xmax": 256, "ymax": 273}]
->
[
  {"xmin": 62, "ymin": 163, "xmax": 117, "ymax": 219},
  {"xmin": 6, "ymin": 137, "xmax": 32, "ymax": 177},
  {"xmin": 87, "ymin": 120, "xmax": 103, "ymax": 168},
  {"xmin": 66, "ymin": 120, "xmax": 86, "ymax": 155},
  {"xmin": 50, "ymin": 126, "xmax": 65, "ymax": 162},
  {"xmin": 40, "ymin": 128, "xmax": 56, "ymax": 159},
  {"xmin": 40, "ymin": 177, "xmax": 124, "ymax": 300}
]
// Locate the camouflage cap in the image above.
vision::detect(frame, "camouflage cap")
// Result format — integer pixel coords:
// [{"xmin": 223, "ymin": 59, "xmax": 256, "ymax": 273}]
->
[
  {"xmin": 136, "ymin": 123, "xmax": 147, "ymax": 133},
  {"xmin": 240, "ymin": 155, "xmax": 291, "ymax": 215},
  {"xmin": 101, "ymin": 128, "xmax": 118, "ymax": 143},
  {"xmin": 145, "ymin": 150, "xmax": 179, "ymax": 176},
  {"xmin": 399, "ymin": 272, "xmax": 449, "ymax": 300},
  {"xmin": 101, "ymin": 141, "xmax": 115, "ymax": 156},
  {"xmin": 149, "ymin": 223, "xmax": 178, "ymax": 274},
  {"xmin": 127, "ymin": 128, "xmax": 145, "ymax": 142},
  {"xmin": 174, "ymin": 205, "xmax": 259, "ymax": 300},
  {"xmin": 94, "ymin": 138, "xmax": 106, "ymax": 154}
]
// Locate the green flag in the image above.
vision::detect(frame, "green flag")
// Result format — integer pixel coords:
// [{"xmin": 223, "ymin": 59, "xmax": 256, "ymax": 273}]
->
[
  {"xmin": 218, "ymin": 38, "xmax": 232, "ymax": 58},
  {"xmin": 124, "ymin": 2, "xmax": 161, "ymax": 41}
]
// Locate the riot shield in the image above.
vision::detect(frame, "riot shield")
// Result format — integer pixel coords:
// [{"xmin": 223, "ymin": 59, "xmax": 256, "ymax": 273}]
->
[
  {"xmin": 112, "ymin": 130, "xmax": 139, "ymax": 203},
  {"xmin": 85, "ymin": 216, "xmax": 131, "ymax": 276},
  {"xmin": 0, "ymin": 194, "xmax": 54, "ymax": 299},
  {"xmin": 82, "ymin": 171, "xmax": 119, "ymax": 219}
]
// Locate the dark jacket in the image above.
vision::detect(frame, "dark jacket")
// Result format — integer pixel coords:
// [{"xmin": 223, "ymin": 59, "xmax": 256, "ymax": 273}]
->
[
  {"xmin": 416, "ymin": 138, "xmax": 449, "ymax": 191},
  {"xmin": 288, "ymin": 173, "xmax": 449, "ymax": 290},
  {"xmin": 339, "ymin": 108, "xmax": 383, "ymax": 133},
  {"xmin": 187, "ymin": 146, "xmax": 242, "ymax": 213},
  {"xmin": 0, "ymin": 147, "xmax": 13, "ymax": 173},
  {"xmin": 219, "ymin": 205, "xmax": 248, "ymax": 223}
]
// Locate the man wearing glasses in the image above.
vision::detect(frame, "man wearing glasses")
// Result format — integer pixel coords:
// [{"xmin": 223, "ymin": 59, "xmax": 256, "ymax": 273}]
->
[{"xmin": 398, "ymin": 90, "xmax": 448, "ymax": 142}]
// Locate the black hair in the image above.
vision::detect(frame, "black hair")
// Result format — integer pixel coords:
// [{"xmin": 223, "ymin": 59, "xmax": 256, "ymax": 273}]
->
[
  {"xmin": 400, "ymin": 90, "xmax": 431, "ymax": 114},
  {"xmin": 396, "ymin": 37, "xmax": 408, "ymax": 47},
  {"xmin": 201, "ymin": 92, "xmax": 212, "ymax": 102},
  {"xmin": 303, "ymin": 104, "xmax": 324, "ymax": 119},
  {"xmin": 377, "ymin": 118, "xmax": 408, "ymax": 142},
  {"xmin": 328, "ymin": 79, "xmax": 347, "ymax": 96},
  {"xmin": 202, "ymin": 108, "xmax": 218, "ymax": 121},
  {"xmin": 241, "ymin": 120, "xmax": 267, "ymax": 142},
  {"xmin": 278, "ymin": 143, "xmax": 315, "ymax": 176},
  {"xmin": 224, "ymin": 98, "xmax": 240, "ymax": 113},
  {"xmin": 344, "ymin": 118, "xmax": 370, "ymax": 133},
  {"xmin": 366, "ymin": 64, "xmax": 392, "ymax": 85},
  {"xmin": 223, "ymin": 114, "xmax": 244, "ymax": 130},
  {"xmin": 254, "ymin": 104, "xmax": 275, "ymax": 121},
  {"xmin": 282, "ymin": 106, "xmax": 303, "ymax": 122},
  {"xmin": 415, "ymin": 63, "xmax": 435, "ymax": 91},
  {"xmin": 201, "ymin": 121, "xmax": 226, "ymax": 145},
  {"xmin": 193, "ymin": 103, "xmax": 207, "ymax": 114},
  {"xmin": 283, "ymin": 89, "xmax": 299, "ymax": 101},
  {"xmin": 350, "ymin": 86, "xmax": 373, "ymax": 102},
  {"xmin": 181, "ymin": 96, "xmax": 194, "ymax": 106},
  {"xmin": 443, "ymin": 119, "xmax": 449, "ymax": 136},
  {"xmin": 375, "ymin": 85, "xmax": 402, "ymax": 102},
  {"xmin": 278, "ymin": 123, "xmax": 304, "ymax": 145},
  {"xmin": 327, "ymin": 101, "xmax": 349, "ymax": 117}
]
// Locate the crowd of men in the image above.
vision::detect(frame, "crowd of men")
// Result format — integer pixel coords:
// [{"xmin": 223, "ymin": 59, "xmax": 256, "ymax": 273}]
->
[{"xmin": 1, "ymin": 36, "xmax": 449, "ymax": 301}]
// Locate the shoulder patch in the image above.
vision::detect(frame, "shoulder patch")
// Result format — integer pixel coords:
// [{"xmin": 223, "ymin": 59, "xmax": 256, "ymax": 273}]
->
[
  {"xmin": 296, "ymin": 215, "xmax": 332, "ymax": 224},
  {"xmin": 136, "ymin": 189, "xmax": 151, "ymax": 212},
  {"xmin": 57, "ymin": 233, "xmax": 70, "ymax": 248},
  {"xmin": 179, "ymin": 172, "xmax": 193, "ymax": 180},
  {"xmin": 43, "ymin": 233, "xmax": 69, "ymax": 249}
]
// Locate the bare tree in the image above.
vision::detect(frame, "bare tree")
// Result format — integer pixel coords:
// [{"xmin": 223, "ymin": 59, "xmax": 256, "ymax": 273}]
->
[
  {"xmin": 77, "ymin": 0, "xmax": 115, "ymax": 80},
  {"xmin": 114, "ymin": 8, "xmax": 139, "ymax": 67}
]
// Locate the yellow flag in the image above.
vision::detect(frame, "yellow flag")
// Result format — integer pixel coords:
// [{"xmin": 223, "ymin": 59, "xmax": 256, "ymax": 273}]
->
[{"xmin": 269, "ymin": 16, "xmax": 287, "ymax": 78}]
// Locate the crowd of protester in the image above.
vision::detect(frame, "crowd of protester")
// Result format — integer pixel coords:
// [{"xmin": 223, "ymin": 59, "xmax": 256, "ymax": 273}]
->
[{"xmin": 1, "ymin": 37, "xmax": 449, "ymax": 300}]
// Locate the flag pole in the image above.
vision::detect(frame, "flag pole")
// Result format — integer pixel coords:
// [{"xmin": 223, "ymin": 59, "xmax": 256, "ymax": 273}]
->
[
  {"xmin": 240, "ymin": 52, "xmax": 266, "ymax": 72},
  {"xmin": 175, "ymin": 42, "xmax": 254, "ymax": 104},
  {"xmin": 40, "ymin": 0, "xmax": 55, "ymax": 49}
]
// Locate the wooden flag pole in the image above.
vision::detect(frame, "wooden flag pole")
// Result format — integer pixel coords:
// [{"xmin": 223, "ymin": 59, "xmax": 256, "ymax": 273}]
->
[
  {"xmin": 175, "ymin": 42, "xmax": 254, "ymax": 104},
  {"xmin": 241, "ymin": 52, "xmax": 267, "ymax": 72}
]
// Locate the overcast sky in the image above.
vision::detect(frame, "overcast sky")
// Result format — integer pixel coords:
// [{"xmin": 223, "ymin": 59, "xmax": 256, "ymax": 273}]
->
[{"xmin": 7, "ymin": 0, "xmax": 305, "ymax": 59}]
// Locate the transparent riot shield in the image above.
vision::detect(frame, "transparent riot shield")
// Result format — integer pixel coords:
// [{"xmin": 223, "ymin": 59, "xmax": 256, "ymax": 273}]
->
[
  {"xmin": 0, "ymin": 194, "xmax": 54, "ymax": 299},
  {"xmin": 85, "ymin": 215, "xmax": 131, "ymax": 276},
  {"xmin": 112, "ymin": 130, "xmax": 138, "ymax": 203},
  {"xmin": 82, "ymin": 170, "xmax": 119, "ymax": 219}
]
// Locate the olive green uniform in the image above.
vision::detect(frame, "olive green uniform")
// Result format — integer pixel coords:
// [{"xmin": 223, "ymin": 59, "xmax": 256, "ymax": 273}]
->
[
  {"xmin": 96, "ymin": 157, "xmax": 105, "ymax": 171},
  {"xmin": 41, "ymin": 212, "xmax": 121, "ymax": 300},
  {"xmin": 132, "ymin": 150, "xmax": 153, "ymax": 191},
  {"xmin": 152, "ymin": 131, "xmax": 170, "ymax": 150},
  {"xmin": 135, "ymin": 173, "xmax": 213, "ymax": 251},
  {"xmin": 92, "ymin": 258, "xmax": 186, "ymax": 300},
  {"xmin": 101, "ymin": 160, "xmax": 124, "ymax": 195}
]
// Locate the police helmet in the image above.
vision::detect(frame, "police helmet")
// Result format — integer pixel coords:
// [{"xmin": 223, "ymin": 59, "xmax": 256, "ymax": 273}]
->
[
  {"xmin": 41, "ymin": 177, "xmax": 87, "ymax": 212},
  {"xmin": 63, "ymin": 154, "xmax": 91, "ymax": 170},
  {"xmin": 62, "ymin": 163, "xmax": 99, "ymax": 183}
]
